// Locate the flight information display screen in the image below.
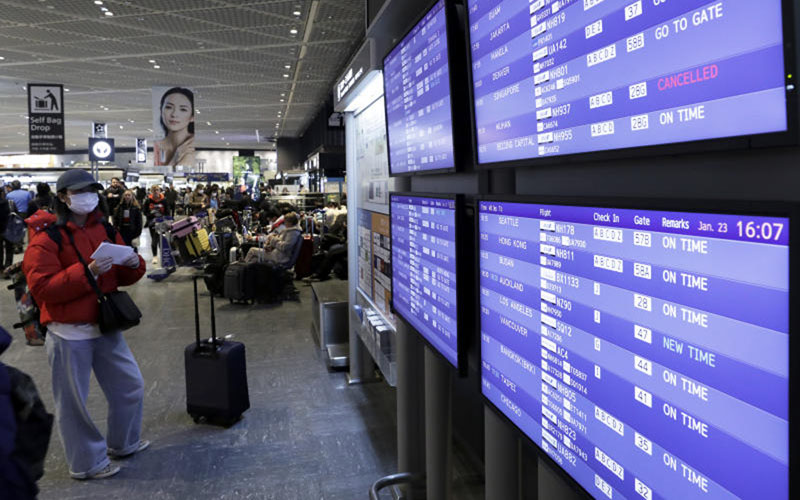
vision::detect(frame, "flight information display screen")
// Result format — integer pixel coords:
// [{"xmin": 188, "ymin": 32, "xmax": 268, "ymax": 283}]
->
[
  {"xmin": 479, "ymin": 199, "xmax": 789, "ymax": 499},
  {"xmin": 384, "ymin": 0, "xmax": 456, "ymax": 175},
  {"xmin": 468, "ymin": 0, "xmax": 789, "ymax": 164},
  {"xmin": 392, "ymin": 195, "xmax": 459, "ymax": 366}
]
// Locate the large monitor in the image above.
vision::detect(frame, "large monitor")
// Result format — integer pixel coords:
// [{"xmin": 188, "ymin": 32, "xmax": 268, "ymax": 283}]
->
[
  {"xmin": 383, "ymin": 0, "xmax": 458, "ymax": 176},
  {"xmin": 467, "ymin": 0, "xmax": 796, "ymax": 166},
  {"xmin": 391, "ymin": 193, "xmax": 464, "ymax": 369},
  {"xmin": 478, "ymin": 197, "xmax": 793, "ymax": 500}
]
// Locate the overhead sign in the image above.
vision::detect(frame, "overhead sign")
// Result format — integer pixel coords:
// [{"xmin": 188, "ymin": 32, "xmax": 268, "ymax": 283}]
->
[
  {"xmin": 136, "ymin": 138, "xmax": 147, "ymax": 163},
  {"xmin": 334, "ymin": 39, "xmax": 373, "ymax": 107},
  {"xmin": 92, "ymin": 122, "xmax": 107, "ymax": 138},
  {"xmin": 27, "ymin": 83, "xmax": 64, "ymax": 154},
  {"xmin": 89, "ymin": 137, "xmax": 115, "ymax": 162}
]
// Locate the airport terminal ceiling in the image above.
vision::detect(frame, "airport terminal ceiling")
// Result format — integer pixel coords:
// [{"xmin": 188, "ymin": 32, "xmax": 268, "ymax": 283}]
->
[{"xmin": 0, "ymin": 0, "xmax": 364, "ymax": 155}]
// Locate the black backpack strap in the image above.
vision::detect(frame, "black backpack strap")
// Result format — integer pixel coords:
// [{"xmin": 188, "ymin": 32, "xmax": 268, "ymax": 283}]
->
[
  {"xmin": 102, "ymin": 220, "xmax": 117, "ymax": 242},
  {"xmin": 44, "ymin": 225, "xmax": 63, "ymax": 252},
  {"xmin": 44, "ymin": 219, "xmax": 116, "ymax": 252}
]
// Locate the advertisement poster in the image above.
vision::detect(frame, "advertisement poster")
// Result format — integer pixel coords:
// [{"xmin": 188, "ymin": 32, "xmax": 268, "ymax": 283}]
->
[
  {"xmin": 152, "ymin": 86, "xmax": 196, "ymax": 168},
  {"xmin": 233, "ymin": 156, "xmax": 261, "ymax": 183},
  {"xmin": 371, "ymin": 212, "xmax": 392, "ymax": 320},
  {"xmin": 27, "ymin": 83, "xmax": 64, "ymax": 154},
  {"xmin": 355, "ymin": 97, "xmax": 393, "ymax": 213},
  {"xmin": 357, "ymin": 209, "xmax": 373, "ymax": 297}
]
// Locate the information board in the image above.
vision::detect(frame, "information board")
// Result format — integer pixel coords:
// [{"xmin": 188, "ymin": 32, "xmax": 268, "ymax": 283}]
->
[
  {"xmin": 468, "ymin": 0, "xmax": 790, "ymax": 165},
  {"xmin": 384, "ymin": 0, "xmax": 456, "ymax": 175},
  {"xmin": 391, "ymin": 194, "xmax": 459, "ymax": 366},
  {"xmin": 479, "ymin": 199, "xmax": 790, "ymax": 499}
]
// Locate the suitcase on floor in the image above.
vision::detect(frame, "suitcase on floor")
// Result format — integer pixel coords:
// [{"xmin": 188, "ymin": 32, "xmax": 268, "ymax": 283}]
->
[
  {"xmin": 203, "ymin": 262, "xmax": 226, "ymax": 296},
  {"xmin": 224, "ymin": 262, "xmax": 255, "ymax": 303},
  {"xmin": 183, "ymin": 228, "xmax": 211, "ymax": 257},
  {"xmin": 293, "ymin": 236, "xmax": 314, "ymax": 279},
  {"xmin": 185, "ymin": 277, "xmax": 249, "ymax": 426},
  {"xmin": 171, "ymin": 216, "xmax": 201, "ymax": 238}
]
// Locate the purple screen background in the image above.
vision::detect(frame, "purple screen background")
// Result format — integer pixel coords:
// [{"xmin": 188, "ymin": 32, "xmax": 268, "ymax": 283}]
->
[
  {"xmin": 468, "ymin": 0, "xmax": 788, "ymax": 164},
  {"xmin": 479, "ymin": 200, "xmax": 789, "ymax": 500},
  {"xmin": 392, "ymin": 195, "xmax": 459, "ymax": 366},
  {"xmin": 385, "ymin": 0, "xmax": 456, "ymax": 174}
]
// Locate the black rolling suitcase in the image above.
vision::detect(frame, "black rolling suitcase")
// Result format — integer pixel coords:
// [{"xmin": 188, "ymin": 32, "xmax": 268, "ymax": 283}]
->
[
  {"xmin": 185, "ymin": 276, "xmax": 250, "ymax": 426},
  {"xmin": 224, "ymin": 261, "xmax": 256, "ymax": 303}
]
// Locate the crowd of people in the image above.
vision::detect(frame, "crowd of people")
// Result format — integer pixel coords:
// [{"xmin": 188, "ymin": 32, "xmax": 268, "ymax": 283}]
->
[{"xmin": 0, "ymin": 170, "xmax": 350, "ymax": 496}]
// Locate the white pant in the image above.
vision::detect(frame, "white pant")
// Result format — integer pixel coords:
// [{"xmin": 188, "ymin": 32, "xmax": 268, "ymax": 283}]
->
[{"xmin": 46, "ymin": 331, "xmax": 144, "ymax": 478}]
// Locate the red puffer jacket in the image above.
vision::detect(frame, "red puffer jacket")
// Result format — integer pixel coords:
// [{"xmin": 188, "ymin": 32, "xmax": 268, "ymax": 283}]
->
[{"xmin": 22, "ymin": 210, "xmax": 146, "ymax": 326}]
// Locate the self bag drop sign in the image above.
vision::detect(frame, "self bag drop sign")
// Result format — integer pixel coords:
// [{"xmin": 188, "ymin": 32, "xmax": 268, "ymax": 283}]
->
[{"xmin": 28, "ymin": 83, "xmax": 64, "ymax": 154}]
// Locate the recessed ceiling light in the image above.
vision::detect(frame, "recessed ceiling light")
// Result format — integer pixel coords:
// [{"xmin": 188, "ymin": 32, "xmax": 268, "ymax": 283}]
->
[
  {"xmin": 0, "ymin": 56, "xmax": 5, "ymax": 60},
  {"xmin": 101, "ymin": 7, "xmax": 108, "ymax": 11},
  {"xmin": 94, "ymin": 0, "xmax": 103, "ymax": 4},
  {"xmin": 290, "ymin": 29, "xmax": 298, "ymax": 35},
  {"xmin": 215, "ymin": 131, "xmax": 219, "ymax": 134},
  {"xmin": 279, "ymin": 99, "xmax": 285, "ymax": 102},
  {"xmin": 206, "ymin": 121, "xmax": 211, "ymax": 126},
  {"xmin": 153, "ymin": 65, "xmax": 160, "ymax": 69},
  {"xmin": 119, "ymin": 125, "xmax": 124, "ymax": 129},
  {"xmin": 293, "ymin": 10, "xmax": 301, "ymax": 15},
  {"xmin": 283, "ymin": 74, "xmax": 289, "ymax": 78},
  {"xmin": 284, "ymin": 65, "xmax": 290, "ymax": 69},
  {"xmin": 280, "ymin": 93, "xmax": 285, "ymax": 97},
  {"xmin": 148, "ymin": 59, "xmax": 155, "ymax": 63},
  {"xmin": 64, "ymin": 88, "xmax": 69, "ymax": 92},
  {"xmin": 104, "ymin": 11, "xmax": 113, "ymax": 16}
]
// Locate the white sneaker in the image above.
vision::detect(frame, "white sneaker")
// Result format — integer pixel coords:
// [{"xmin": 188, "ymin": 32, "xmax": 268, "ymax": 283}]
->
[
  {"xmin": 109, "ymin": 439, "xmax": 151, "ymax": 459},
  {"xmin": 72, "ymin": 463, "xmax": 121, "ymax": 480},
  {"xmin": 151, "ymin": 256, "xmax": 159, "ymax": 265}
]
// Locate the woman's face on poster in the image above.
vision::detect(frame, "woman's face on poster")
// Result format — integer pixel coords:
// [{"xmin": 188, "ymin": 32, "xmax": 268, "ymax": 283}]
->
[{"xmin": 162, "ymin": 93, "xmax": 194, "ymax": 134}]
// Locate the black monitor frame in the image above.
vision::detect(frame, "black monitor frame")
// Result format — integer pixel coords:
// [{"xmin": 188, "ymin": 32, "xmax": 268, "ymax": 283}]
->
[
  {"xmin": 382, "ymin": 0, "xmax": 469, "ymax": 177},
  {"xmin": 475, "ymin": 194, "xmax": 799, "ymax": 500},
  {"xmin": 390, "ymin": 191, "xmax": 469, "ymax": 375},
  {"xmin": 463, "ymin": 0, "xmax": 800, "ymax": 170}
]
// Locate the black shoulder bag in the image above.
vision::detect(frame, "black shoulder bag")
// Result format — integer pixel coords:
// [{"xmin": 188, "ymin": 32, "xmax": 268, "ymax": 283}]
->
[{"xmin": 65, "ymin": 228, "xmax": 142, "ymax": 334}]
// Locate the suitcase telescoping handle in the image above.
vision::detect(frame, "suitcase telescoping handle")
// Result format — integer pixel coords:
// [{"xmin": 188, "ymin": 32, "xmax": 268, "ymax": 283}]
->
[
  {"xmin": 193, "ymin": 276, "xmax": 201, "ymax": 347},
  {"xmin": 193, "ymin": 275, "xmax": 219, "ymax": 348},
  {"xmin": 209, "ymin": 282, "xmax": 217, "ymax": 343}
]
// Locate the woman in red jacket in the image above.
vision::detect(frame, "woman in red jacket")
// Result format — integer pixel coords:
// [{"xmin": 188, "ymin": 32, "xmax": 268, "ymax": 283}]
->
[{"xmin": 23, "ymin": 170, "xmax": 148, "ymax": 480}]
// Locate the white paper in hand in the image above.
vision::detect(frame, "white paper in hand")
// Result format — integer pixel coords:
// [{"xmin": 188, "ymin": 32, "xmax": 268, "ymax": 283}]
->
[{"xmin": 90, "ymin": 242, "xmax": 135, "ymax": 265}]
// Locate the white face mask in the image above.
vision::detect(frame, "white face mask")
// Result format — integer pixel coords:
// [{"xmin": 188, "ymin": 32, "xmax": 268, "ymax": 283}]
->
[{"xmin": 68, "ymin": 192, "xmax": 99, "ymax": 215}]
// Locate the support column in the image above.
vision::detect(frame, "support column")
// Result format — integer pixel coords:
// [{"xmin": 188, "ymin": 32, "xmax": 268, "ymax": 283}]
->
[
  {"xmin": 397, "ymin": 323, "xmax": 426, "ymax": 498},
  {"xmin": 425, "ymin": 346, "xmax": 452, "ymax": 500},
  {"xmin": 485, "ymin": 404, "xmax": 522, "ymax": 500}
]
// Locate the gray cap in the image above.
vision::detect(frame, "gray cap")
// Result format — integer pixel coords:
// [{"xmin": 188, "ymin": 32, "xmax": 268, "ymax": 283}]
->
[{"xmin": 56, "ymin": 170, "xmax": 103, "ymax": 192}]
